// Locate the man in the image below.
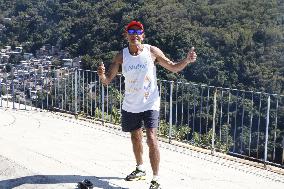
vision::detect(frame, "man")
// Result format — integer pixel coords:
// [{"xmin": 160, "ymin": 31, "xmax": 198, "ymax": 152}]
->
[{"xmin": 98, "ymin": 20, "xmax": 197, "ymax": 189}]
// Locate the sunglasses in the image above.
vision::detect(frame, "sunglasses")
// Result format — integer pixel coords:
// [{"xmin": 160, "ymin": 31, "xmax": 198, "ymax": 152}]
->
[{"xmin": 127, "ymin": 29, "xmax": 144, "ymax": 35}]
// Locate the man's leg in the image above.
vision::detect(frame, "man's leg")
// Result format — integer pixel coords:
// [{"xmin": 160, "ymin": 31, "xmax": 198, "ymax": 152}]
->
[
  {"xmin": 131, "ymin": 128, "xmax": 144, "ymax": 166},
  {"xmin": 125, "ymin": 128, "xmax": 146, "ymax": 181},
  {"xmin": 122, "ymin": 110, "xmax": 146, "ymax": 181},
  {"xmin": 146, "ymin": 127, "xmax": 160, "ymax": 176},
  {"xmin": 146, "ymin": 128, "xmax": 161, "ymax": 188}
]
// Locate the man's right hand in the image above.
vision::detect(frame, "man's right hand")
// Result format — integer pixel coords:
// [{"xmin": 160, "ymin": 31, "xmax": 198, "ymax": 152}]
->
[
  {"xmin": 97, "ymin": 62, "xmax": 105, "ymax": 77},
  {"xmin": 97, "ymin": 52, "xmax": 122, "ymax": 85}
]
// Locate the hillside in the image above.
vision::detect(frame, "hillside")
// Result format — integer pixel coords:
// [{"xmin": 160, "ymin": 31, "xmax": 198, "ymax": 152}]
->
[{"xmin": 0, "ymin": 0, "xmax": 283, "ymax": 94}]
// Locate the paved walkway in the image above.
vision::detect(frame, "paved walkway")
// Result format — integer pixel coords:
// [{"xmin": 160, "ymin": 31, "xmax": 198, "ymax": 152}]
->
[{"xmin": 0, "ymin": 107, "xmax": 284, "ymax": 189}]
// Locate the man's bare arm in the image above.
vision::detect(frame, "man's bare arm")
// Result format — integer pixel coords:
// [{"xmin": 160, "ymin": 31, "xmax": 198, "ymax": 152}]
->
[
  {"xmin": 98, "ymin": 52, "xmax": 122, "ymax": 85},
  {"xmin": 151, "ymin": 46, "xmax": 196, "ymax": 73}
]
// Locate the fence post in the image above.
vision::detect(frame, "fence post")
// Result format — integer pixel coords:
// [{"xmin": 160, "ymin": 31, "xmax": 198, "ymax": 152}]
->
[
  {"xmin": 102, "ymin": 84, "xmax": 105, "ymax": 125},
  {"xmin": 64, "ymin": 77, "xmax": 66, "ymax": 111},
  {"xmin": 71, "ymin": 70, "xmax": 74, "ymax": 112},
  {"xmin": 211, "ymin": 88, "xmax": 217, "ymax": 154},
  {"xmin": 240, "ymin": 91, "xmax": 245, "ymax": 154},
  {"xmin": 0, "ymin": 78, "xmax": 2, "ymax": 107},
  {"xmin": 54, "ymin": 77, "xmax": 57, "ymax": 109},
  {"xmin": 256, "ymin": 92, "xmax": 262, "ymax": 158},
  {"xmin": 169, "ymin": 81, "xmax": 173, "ymax": 143},
  {"xmin": 74, "ymin": 68, "xmax": 78, "ymax": 116},
  {"xmin": 159, "ymin": 81, "xmax": 162, "ymax": 129},
  {"xmin": 205, "ymin": 87, "xmax": 210, "ymax": 134},
  {"xmin": 47, "ymin": 91, "xmax": 49, "ymax": 110},
  {"xmin": 82, "ymin": 70, "xmax": 85, "ymax": 113},
  {"xmin": 106, "ymin": 85, "xmax": 109, "ymax": 122},
  {"xmin": 86, "ymin": 71, "xmax": 89, "ymax": 116},
  {"xmin": 282, "ymin": 136, "xmax": 284, "ymax": 165},
  {"xmin": 200, "ymin": 85, "xmax": 205, "ymax": 142},
  {"xmin": 58, "ymin": 72, "xmax": 61, "ymax": 110},
  {"xmin": 78, "ymin": 70, "xmax": 81, "ymax": 113},
  {"xmin": 264, "ymin": 95, "xmax": 271, "ymax": 164},
  {"xmin": 273, "ymin": 95, "xmax": 279, "ymax": 161},
  {"xmin": 175, "ymin": 82, "xmax": 178, "ymax": 126},
  {"xmin": 226, "ymin": 90, "xmax": 231, "ymax": 147},
  {"xmin": 10, "ymin": 67, "xmax": 15, "ymax": 109},
  {"xmin": 41, "ymin": 77, "xmax": 44, "ymax": 110},
  {"xmin": 119, "ymin": 75, "xmax": 122, "ymax": 113},
  {"xmin": 5, "ymin": 73, "xmax": 8, "ymax": 108},
  {"xmin": 248, "ymin": 91, "xmax": 254, "ymax": 156},
  {"xmin": 90, "ymin": 71, "xmax": 93, "ymax": 117},
  {"xmin": 219, "ymin": 89, "xmax": 224, "ymax": 142}
]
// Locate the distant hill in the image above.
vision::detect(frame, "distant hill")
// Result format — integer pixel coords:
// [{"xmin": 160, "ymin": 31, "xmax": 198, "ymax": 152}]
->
[{"xmin": 0, "ymin": 0, "xmax": 283, "ymax": 94}]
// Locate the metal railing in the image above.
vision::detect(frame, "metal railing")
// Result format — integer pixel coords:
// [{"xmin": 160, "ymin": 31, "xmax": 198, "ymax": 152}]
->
[{"xmin": 1, "ymin": 67, "xmax": 284, "ymax": 167}]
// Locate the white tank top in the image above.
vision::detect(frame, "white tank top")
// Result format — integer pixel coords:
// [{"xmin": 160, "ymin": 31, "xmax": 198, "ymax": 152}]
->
[{"xmin": 122, "ymin": 44, "xmax": 160, "ymax": 113}]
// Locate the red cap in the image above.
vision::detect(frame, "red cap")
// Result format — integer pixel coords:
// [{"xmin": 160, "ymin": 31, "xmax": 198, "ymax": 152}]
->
[{"xmin": 126, "ymin": 20, "xmax": 144, "ymax": 31}]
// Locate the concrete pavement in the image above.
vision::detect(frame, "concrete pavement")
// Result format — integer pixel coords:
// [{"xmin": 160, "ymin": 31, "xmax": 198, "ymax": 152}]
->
[{"xmin": 0, "ymin": 107, "xmax": 284, "ymax": 189}]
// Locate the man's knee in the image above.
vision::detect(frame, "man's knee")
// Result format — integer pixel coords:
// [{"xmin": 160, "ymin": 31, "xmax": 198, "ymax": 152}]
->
[
  {"xmin": 146, "ymin": 131, "xmax": 158, "ymax": 148},
  {"xmin": 131, "ymin": 129, "xmax": 143, "ymax": 143}
]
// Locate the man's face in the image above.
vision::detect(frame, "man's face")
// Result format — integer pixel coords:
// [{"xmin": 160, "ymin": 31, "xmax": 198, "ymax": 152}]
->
[{"xmin": 126, "ymin": 25, "xmax": 144, "ymax": 45}]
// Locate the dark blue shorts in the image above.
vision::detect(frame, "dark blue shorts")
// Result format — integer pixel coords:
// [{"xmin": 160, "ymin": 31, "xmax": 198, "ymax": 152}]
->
[{"xmin": 121, "ymin": 109, "xmax": 160, "ymax": 132}]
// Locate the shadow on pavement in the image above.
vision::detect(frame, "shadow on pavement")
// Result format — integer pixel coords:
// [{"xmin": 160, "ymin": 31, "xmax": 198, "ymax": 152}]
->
[{"xmin": 0, "ymin": 175, "xmax": 129, "ymax": 189}]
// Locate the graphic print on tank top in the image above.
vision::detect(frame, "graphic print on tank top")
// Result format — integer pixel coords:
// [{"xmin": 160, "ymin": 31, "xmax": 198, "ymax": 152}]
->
[
  {"xmin": 143, "ymin": 75, "xmax": 151, "ymax": 99},
  {"xmin": 122, "ymin": 44, "xmax": 160, "ymax": 113}
]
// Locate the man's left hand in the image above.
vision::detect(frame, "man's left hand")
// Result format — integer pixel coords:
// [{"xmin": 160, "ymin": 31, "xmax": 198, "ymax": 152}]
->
[{"xmin": 187, "ymin": 47, "xmax": 197, "ymax": 63}]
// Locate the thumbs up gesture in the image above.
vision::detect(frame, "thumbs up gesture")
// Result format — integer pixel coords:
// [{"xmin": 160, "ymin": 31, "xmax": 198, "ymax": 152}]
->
[
  {"xmin": 97, "ymin": 62, "xmax": 105, "ymax": 77},
  {"xmin": 187, "ymin": 47, "xmax": 197, "ymax": 63}
]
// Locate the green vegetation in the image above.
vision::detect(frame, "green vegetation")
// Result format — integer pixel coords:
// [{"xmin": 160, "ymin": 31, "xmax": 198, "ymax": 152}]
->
[{"xmin": 0, "ymin": 0, "xmax": 283, "ymax": 94}]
